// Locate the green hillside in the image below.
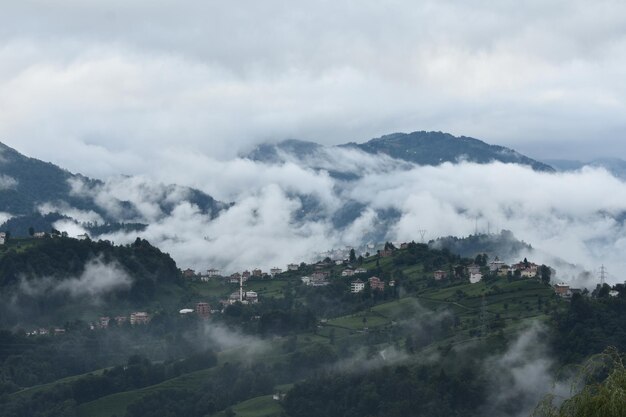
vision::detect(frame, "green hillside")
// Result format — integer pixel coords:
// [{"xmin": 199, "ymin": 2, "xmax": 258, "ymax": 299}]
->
[{"xmin": 1, "ymin": 240, "xmax": 625, "ymax": 417}]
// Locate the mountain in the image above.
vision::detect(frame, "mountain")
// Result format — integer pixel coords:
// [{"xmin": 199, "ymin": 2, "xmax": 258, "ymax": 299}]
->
[
  {"xmin": 246, "ymin": 131, "xmax": 554, "ymax": 172},
  {"xmin": 0, "ymin": 142, "xmax": 226, "ymax": 236},
  {"xmin": 545, "ymin": 157, "xmax": 626, "ymax": 179},
  {"xmin": 346, "ymin": 131, "xmax": 554, "ymax": 171}
]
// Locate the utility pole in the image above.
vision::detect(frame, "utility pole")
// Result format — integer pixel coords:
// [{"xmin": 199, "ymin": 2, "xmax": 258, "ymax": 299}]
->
[
  {"xmin": 600, "ymin": 265, "xmax": 607, "ymax": 286},
  {"xmin": 418, "ymin": 229, "xmax": 427, "ymax": 243}
]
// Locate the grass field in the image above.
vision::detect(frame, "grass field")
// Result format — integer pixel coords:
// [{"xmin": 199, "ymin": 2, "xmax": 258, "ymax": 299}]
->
[{"xmin": 213, "ymin": 394, "xmax": 284, "ymax": 417}]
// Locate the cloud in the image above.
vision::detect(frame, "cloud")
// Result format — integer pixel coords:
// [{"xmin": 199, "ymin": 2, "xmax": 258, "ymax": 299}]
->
[
  {"xmin": 19, "ymin": 257, "xmax": 132, "ymax": 299},
  {"xmin": 481, "ymin": 322, "xmax": 570, "ymax": 417},
  {"xmin": 38, "ymin": 201, "xmax": 104, "ymax": 224},
  {"xmin": 2, "ymin": 1, "xmax": 626, "ymax": 178},
  {"xmin": 0, "ymin": 174, "xmax": 17, "ymax": 190},
  {"xmin": 198, "ymin": 322, "xmax": 270, "ymax": 359},
  {"xmin": 35, "ymin": 151, "xmax": 626, "ymax": 286}
]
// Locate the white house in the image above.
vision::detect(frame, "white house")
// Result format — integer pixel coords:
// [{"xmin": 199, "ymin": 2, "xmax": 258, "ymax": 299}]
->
[
  {"xmin": 488, "ymin": 260, "xmax": 506, "ymax": 272},
  {"xmin": 354, "ymin": 268, "xmax": 367, "ymax": 274},
  {"xmin": 301, "ymin": 276, "xmax": 311, "ymax": 285},
  {"xmin": 350, "ymin": 279, "xmax": 365, "ymax": 293},
  {"xmin": 341, "ymin": 269, "xmax": 355, "ymax": 277},
  {"xmin": 609, "ymin": 290, "xmax": 619, "ymax": 297},
  {"xmin": 470, "ymin": 272, "xmax": 483, "ymax": 284},
  {"xmin": 0, "ymin": 232, "xmax": 5, "ymax": 245},
  {"xmin": 287, "ymin": 263, "xmax": 299, "ymax": 271},
  {"xmin": 207, "ymin": 269, "xmax": 221, "ymax": 277},
  {"xmin": 270, "ymin": 268, "xmax": 283, "ymax": 276}
]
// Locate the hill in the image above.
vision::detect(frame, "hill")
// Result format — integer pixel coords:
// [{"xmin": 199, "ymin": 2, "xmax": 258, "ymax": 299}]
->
[
  {"xmin": 246, "ymin": 131, "xmax": 554, "ymax": 172},
  {"xmin": 0, "ymin": 142, "xmax": 226, "ymax": 237},
  {"xmin": 0, "ymin": 236, "xmax": 184, "ymax": 327}
]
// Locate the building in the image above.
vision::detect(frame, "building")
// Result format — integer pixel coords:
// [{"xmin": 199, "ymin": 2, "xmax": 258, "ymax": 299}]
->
[
  {"xmin": 400, "ymin": 243, "xmax": 409, "ymax": 249},
  {"xmin": 497, "ymin": 266, "xmax": 510, "ymax": 277},
  {"xmin": 389, "ymin": 280, "xmax": 396, "ymax": 287},
  {"xmin": 76, "ymin": 233, "xmax": 89, "ymax": 240},
  {"xmin": 609, "ymin": 290, "xmax": 619, "ymax": 297},
  {"xmin": 351, "ymin": 279, "xmax": 365, "ymax": 293},
  {"xmin": 301, "ymin": 276, "xmax": 311, "ymax": 285},
  {"xmin": 245, "ymin": 291, "xmax": 259, "ymax": 303},
  {"xmin": 341, "ymin": 269, "xmax": 355, "ymax": 277},
  {"xmin": 433, "ymin": 270, "xmax": 447, "ymax": 280},
  {"xmin": 354, "ymin": 268, "xmax": 367, "ymax": 274},
  {"xmin": 467, "ymin": 264, "xmax": 481, "ymax": 275},
  {"xmin": 0, "ymin": 232, "xmax": 6, "ymax": 245},
  {"xmin": 312, "ymin": 271, "xmax": 330, "ymax": 280},
  {"xmin": 33, "ymin": 232, "xmax": 46, "ymax": 238},
  {"xmin": 379, "ymin": 249, "xmax": 394, "ymax": 257},
  {"xmin": 179, "ymin": 308, "xmax": 194, "ymax": 315},
  {"xmin": 183, "ymin": 268, "xmax": 196, "ymax": 278},
  {"xmin": 270, "ymin": 267, "xmax": 282, "ymax": 276},
  {"xmin": 99, "ymin": 316, "xmax": 110, "ymax": 328},
  {"xmin": 196, "ymin": 302, "xmax": 211, "ymax": 319},
  {"xmin": 309, "ymin": 276, "xmax": 330, "ymax": 287},
  {"xmin": 368, "ymin": 276, "xmax": 385, "ymax": 291},
  {"xmin": 470, "ymin": 272, "xmax": 483, "ymax": 284},
  {"xmin": 115, "ymin": 316, "xmax": 128, "ymax": 326},
  {"xmin": 252, "ymin": 269, "xmax": 262, "ymax": 277},
  {"xmin": 229, "ymin": 273, "xmax": 241, "ymax": 284},
  {"xmin": 206, "ymin": 269, "xmax": 221, "ymax": 278},
  {"xmin": 287, "ymin": 263, "xmax": 299, "ymax": 271},
  {"xmin": 488, "ymin": 259, "xmax": 506, "ymax": 272},
  {"xmin": 554, "ymin": 283, "xmax": 571, "ymax": 297},
  {"xmin": 242, "ymin": 270, "xmax": 251, "ymax": 279},
  {"xmin": 130, "ymin": 312, "xmax": 150, "ymax": 325}
]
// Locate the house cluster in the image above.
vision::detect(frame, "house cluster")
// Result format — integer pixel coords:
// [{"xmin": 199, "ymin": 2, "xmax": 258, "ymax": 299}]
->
[
  {"xmin": 302, "ymin": 271, "xmax": 331, "ymax": 287},
  {"xmin": 431, "ymin": 257, "xmax": 544, "ymax": 285},
  {"xmin": 350, "ymin": 276, "xmax": 394, "ymax": 293},
  {"xmin": 95, "ymin": 311, "xmax": 150, "ymax": 329},
  {"xmin": 179, "ymin": 302, "xmax": 213, "ymax": 319},
  {"xmin": 341, "ymin": 267, "xmax": 367, "ymax": 277},
  {"xmin": 185, "ymin": 263, "xmax": 292, "ymax": 284},
  {"xmin": 433, "ymin": 267, "xmax": 483, "ymax": 284},
  {"xmin": 552, "ymin": 282, "xmax": 584, "ymax": 299},
  {"xmin": 488, "ymin": 258, "xmax": 539, "ymax": 278},
  {"xmin": 26, "ymin": 327, "xmax": 66, "ymax": 337}
]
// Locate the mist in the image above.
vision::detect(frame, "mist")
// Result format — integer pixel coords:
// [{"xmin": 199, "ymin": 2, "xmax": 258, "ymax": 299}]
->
[
  {"xmin": 480, "ymin": 322, "xmax": 571, "ymax": 417},
  {"xmin": 18, "ymin": 257, "xmax": 132, "ymax": 299},
  {"xmin": 32, "ymin": 147, "xmax": 626, "ymax": 285}
]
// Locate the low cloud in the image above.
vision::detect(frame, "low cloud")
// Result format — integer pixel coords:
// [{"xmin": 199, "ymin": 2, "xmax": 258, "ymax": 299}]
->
[
  {"xmin": 481, "ymin": 322, "xmax": 570, "ymax": 417},
  {"xmin": 198, "ymin": 322, "xmax": 270, "ymax": 359},
  {"xmin": 0, "ymin": 174, "xmax": 17, "ymax": 190},
  {"xmin": 19, "ymin": 257, "xmax": 132, "ymax": 299},
  {"xmin": 36, "ymin": 151, "xmax": 626, "ymax": 285}
]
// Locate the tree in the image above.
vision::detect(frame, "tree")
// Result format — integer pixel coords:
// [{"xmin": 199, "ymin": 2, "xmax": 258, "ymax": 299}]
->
[
  {"xmin": 349, "ymin": 249, "xmax": 356, "ymax": 263},
  {"xmin": 533, "ymin": 349, "xmax": 626, "ymax": 417},
  {"xmin": 28, "ymin": 226, "xmax": 34, "ymax": 236},
  {"xmin": 540, "ymin": 265, "xmax": 552, "ymax": 285}
]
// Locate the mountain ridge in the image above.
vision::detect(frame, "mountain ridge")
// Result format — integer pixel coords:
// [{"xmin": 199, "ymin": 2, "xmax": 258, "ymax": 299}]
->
[{"xmin": 247, "ymin": 130, "xmax": 554, "ymax": 172}]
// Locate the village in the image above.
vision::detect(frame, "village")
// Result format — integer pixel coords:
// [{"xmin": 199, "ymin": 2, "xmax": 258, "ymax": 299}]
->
[{"xmin": 22, "ymin": 237, "xmax": 619, "ymax": 336}]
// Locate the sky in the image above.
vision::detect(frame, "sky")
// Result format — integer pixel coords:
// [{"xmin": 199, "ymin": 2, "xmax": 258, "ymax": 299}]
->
[
  {"xmin": 2, "ymin": 1, "xmax": 626, "ymax": 285},
  {"xmin": 1, "ymin": 1, "xmax": 626, "ymax": 179}
]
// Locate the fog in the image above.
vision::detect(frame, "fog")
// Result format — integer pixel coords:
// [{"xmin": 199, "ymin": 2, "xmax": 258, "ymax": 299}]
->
[
  {"xmin": 44, "ymin": 149, "xmax": 617, "ymax": 287},
  {"xmin": 18, "ymin": 257, "xmax": 132, "ymax": 299},
  {"xmin": 481, "ymin": 323, "xmax": 570, "ymax": 417}
]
